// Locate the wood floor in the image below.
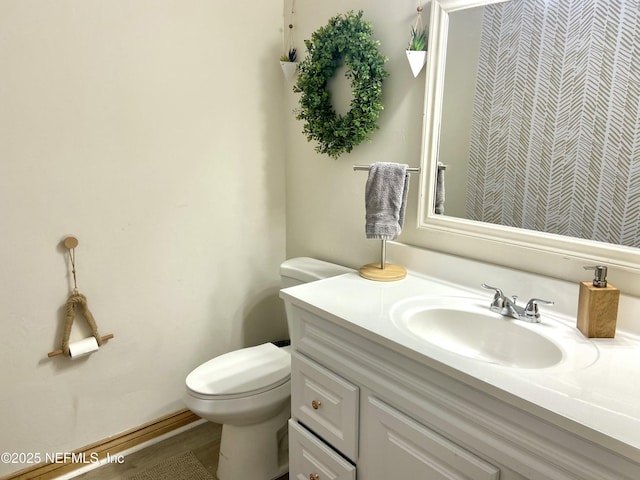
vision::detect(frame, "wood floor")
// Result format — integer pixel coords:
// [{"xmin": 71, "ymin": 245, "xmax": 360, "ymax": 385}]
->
[{"xmin": 73, "ymin": 422, "xmax": 288, "ymax": 480}]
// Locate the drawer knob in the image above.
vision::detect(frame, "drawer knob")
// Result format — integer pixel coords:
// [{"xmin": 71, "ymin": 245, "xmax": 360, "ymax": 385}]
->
[
  {"xmin": 311, "ymin": 399, "xmax": 322, "ymax": 410},
  {"xmin": 310, "ymin": 474, "xmax": 319, "ymax": 480}
]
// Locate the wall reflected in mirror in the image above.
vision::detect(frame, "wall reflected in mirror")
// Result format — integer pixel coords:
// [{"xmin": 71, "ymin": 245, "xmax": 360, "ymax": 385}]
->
[{"xmin": 438, "ymin": 0, "xmax": 640, "ymax": 248}]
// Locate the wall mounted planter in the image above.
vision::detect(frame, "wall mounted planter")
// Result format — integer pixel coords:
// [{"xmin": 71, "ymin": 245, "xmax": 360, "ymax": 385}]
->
[
  {"xmin": 280, "ymin": 61, "xmax": 299, "ymax": 81},
  {"xmin": 406, "ymin": 50, "xmax": 427, "ymax": 77}
]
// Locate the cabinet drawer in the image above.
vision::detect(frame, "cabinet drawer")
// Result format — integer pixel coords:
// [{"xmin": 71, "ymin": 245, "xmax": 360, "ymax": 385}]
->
[
  {"xmin": 289, "ymin": 420, "xmax": 356, "ymax": 480},
  {"xmin": 291, "ymin": 352, "xmax": 359, "ymax": 461},
  {"xmin": 361, "ymin": 396, "xmax": 500, "ymax": 480}
]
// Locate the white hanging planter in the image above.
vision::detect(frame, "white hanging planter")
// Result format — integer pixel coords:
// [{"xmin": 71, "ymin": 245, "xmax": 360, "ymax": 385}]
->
[
  {"xmin": 406, "ymin": 50, "xmax": 427, "ymax": 77},
  {"xmin": 280, "ymin": 61, "xmax": 299, "ymax": 81}
]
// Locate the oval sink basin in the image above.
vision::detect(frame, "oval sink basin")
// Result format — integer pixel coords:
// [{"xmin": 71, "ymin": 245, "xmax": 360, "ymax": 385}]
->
[{"xmin": 391, "ymin": 297, "xmax": 564, "ymax": 368}]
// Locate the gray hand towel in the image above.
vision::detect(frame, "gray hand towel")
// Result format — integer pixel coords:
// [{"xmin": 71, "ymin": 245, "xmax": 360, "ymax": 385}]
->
[
  {"xmin": 435, "ymin": 162, "xmax": 445, "ymax": 214},
  {"xmin": 365, "ymin": 162, "xmax": 410, "ymax": 240}
]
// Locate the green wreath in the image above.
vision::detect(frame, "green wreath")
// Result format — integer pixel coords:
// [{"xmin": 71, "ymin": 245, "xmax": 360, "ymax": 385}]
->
[{"xmin": 294, "ymin": 11, "xmax": 389, "ymax": 159}]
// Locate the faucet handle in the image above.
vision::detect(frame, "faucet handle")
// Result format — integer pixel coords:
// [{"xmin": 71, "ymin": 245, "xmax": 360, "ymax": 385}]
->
[
  {"xmin": 481, "ymin": 283, "xmax": 503, "ymax": 298},
  {"xmin": 482, "ymin": 284, "xmax": 507, "ymax": 309},
  {"xmin": 524, "ymin": 298, "xmax": 554, "ymax": 319}
]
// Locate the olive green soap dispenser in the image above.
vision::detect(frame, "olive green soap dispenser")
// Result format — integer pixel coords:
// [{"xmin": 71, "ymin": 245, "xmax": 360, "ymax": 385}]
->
[{"xmin": 576, "ymin": 265, "xmax": 620, "ymax": 338}]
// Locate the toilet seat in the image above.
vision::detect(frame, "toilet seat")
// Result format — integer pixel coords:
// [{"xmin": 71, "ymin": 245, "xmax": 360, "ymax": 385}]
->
[{"xmin": 186, "ymin": 343, "xmax": 291, "ymax": 400}]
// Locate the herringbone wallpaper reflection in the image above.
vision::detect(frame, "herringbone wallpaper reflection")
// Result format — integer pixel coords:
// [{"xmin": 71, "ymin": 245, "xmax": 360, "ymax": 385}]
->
[{"xmin": 467, "ymin": 0, "xmax": 640, "ymax": 248}]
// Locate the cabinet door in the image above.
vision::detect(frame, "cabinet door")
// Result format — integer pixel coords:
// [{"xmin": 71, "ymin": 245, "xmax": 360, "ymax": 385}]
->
[
  {"xmin": 361, "ymin": 396, "xmax": 500, "ymax": 480},
  {"xmin": 289, "ymin": 420, "xmax": 356, "ymax": 480},
  {"xmin": 291, "ymin": 352, "xmax": 359, "ymax": 461}
]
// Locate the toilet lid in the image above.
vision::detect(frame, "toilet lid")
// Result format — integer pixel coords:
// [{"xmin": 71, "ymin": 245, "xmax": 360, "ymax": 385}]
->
[{"xmin": 186, "ymin": 343, "xmax": 291, "ymax": 397}]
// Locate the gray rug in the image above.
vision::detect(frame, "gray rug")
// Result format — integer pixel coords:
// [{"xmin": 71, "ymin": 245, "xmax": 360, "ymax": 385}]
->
[{"xmin": 125, "ymin": 451, "xmax": 214, "ymax": 480}]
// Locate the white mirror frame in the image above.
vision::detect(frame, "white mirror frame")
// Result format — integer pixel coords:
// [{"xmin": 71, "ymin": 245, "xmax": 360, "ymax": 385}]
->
[{"xmin": 417, "ymin": 0, "xmax": 640, "ymax": 292}]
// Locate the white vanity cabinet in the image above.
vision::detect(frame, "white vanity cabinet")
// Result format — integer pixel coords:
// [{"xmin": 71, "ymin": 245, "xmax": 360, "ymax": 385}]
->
[
  {"xmin": 285, "ymin": 301, "xmax": 640, "ymax": 480},
  {"xmin": 290, "ymin": 352, "xmax": 358, "ymax": 460},
  {"xmin": 288, "ymin": 420, "xmax": 356, "ymax": 480},
  {"xmin": 289, "ymin": 351, "xmax": 358, "ymax": 480},
  {"xmin": 361, "ymin": 395, "xmax": 499, "ymax": 479}
]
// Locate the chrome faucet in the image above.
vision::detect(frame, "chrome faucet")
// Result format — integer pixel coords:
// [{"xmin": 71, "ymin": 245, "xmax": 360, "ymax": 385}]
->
[{"xmin": 481, "ymin": 284, "xmax": 554, "ymax": 323}]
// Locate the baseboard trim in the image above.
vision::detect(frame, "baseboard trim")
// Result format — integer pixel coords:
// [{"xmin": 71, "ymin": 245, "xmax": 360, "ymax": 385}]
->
[{"xmin": 3, "ymin": 409, "xmax": 200, "ymax": 480}]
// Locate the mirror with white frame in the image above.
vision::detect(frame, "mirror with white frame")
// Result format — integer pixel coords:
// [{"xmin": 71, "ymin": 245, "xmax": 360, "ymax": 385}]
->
[{"xmin": 418, "ymin": 0, "xmax": 640, "ymax": 288}]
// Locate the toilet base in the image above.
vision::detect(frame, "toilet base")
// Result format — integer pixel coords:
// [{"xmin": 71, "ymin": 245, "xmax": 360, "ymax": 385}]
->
[{"xmin": 216, "ymin": 404, "xmax": 290, "ymax": 480}]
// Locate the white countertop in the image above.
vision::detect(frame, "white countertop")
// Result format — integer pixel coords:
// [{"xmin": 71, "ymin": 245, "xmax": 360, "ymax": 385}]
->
[{"xmin": 281, "ymin": 271, "xmax": 640, "ymax": 463}]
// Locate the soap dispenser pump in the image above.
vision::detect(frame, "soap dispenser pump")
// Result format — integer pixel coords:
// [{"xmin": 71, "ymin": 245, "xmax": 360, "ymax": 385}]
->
[{"xmin": 576, "ymin": 265, "xmax": 619, "ymax": 338}]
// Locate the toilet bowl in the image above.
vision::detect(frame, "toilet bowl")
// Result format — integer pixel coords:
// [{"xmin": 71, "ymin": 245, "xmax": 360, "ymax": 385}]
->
[
  {"xmin": 185, "ymin": 343, "xmax": 291, "ymax": 480},
  {"xmin": 184, "ymin": 258, "xmax": 353, "ymax": 480}
]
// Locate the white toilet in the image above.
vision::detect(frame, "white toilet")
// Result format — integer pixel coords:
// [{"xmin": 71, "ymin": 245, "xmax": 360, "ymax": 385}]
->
[{"xmin": 185, "ymin": 257, "xmax": 352, "ymax": 480}]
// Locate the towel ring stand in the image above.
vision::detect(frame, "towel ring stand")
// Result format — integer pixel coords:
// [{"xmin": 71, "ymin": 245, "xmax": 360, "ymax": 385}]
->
[{"xmin": 353, "ymin": 165, "xmax": 421, "ymax": 281}]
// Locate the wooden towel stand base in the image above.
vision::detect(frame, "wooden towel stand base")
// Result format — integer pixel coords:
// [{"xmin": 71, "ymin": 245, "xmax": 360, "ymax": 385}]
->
[
  {"xmin": 359, "ymin": 239, "xmax": 407, "ymax": 281},
  {"xmin": 359, "ymin": 263, "xmax": 407, "ymax": 281}
]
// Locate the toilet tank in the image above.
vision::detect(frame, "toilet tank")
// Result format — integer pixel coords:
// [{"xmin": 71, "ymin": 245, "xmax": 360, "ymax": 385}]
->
[{"xmin": 280, "ymin": 257, "xmax": 353, "ymax": 288}]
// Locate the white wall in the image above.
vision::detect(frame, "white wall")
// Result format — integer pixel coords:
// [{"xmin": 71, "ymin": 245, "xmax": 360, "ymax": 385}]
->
[
  {"xmin": 284, "ymin": 0, "xmax": 428, "ymax": 268},
  {"xmin": 0, "ymin": 0, "xmax": 285, "ymax": 475}
]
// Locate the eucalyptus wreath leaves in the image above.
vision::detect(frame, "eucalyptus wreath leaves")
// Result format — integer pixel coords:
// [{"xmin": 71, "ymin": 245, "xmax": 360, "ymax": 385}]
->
[{"xmin": 294, "ymin": 11, "xmax": 389, "ymax": 159}]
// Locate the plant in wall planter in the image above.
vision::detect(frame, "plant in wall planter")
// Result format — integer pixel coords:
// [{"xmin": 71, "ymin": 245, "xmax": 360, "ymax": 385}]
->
[
  {"xmin": 406, "ymin": 4, "xmax": 428, "ymax": 77},
  {"xmin": 294, "ymin": 10, "xmax": 389, "ymax": 159},
  {"xmin": 280, "ymin": 47, "xmax": 299, "ymax": 81},
  {"xmin": 280, "ymin": 13, "xmax": 299, "ymax": 81},
  {"xmin": 406, "ymin": 26, "xmax": 428, "ymax": 77}
]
